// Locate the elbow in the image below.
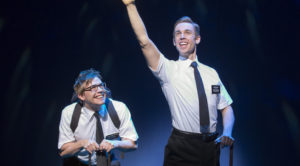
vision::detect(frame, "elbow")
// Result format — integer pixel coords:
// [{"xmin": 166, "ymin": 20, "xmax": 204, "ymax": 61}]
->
[
  {"xmin": 59, "ymin": 149, "xmax": 70, "ymax": 158},
  {"xmin": 125, "ymin": 141, "xmax": 138, "ymax": 152},
  {"xmin": 59, "ymin": 146, "xmax": 73, "ymax": 158},
  {"xmin": 131, "ymin": 141, "xmax": 138, "ymax": 151},
  {"xmin": 59, "ymin": 151, "xmax": 66, "ymax": 158},
  {"xmin": 58, "ymin": 148, "xmax": 65, "ymax": 157},
  {"xmin": 138, "ymin": 35, "xmax": 151, "ymax": 48},
  {"xmin": 60, "ymin": 151, "xmax": 74, "ymax": 158},
  {"xmin": 132, "ymin": 143, "xmax": 138, "ymax": 150}
]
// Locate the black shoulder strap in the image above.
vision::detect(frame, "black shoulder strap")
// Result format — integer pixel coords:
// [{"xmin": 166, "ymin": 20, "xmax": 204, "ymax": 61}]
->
[
  {"xmin": 70, "ymin": 100, "xmax": 120, "ymax": 133},
  {"xmin": 66, "ymin": 101, "xmax": 122, "ymax": 163},
  {"xmin": 106, "ymin": 99, "xmax": 121, "ymax": 129},
  {"xmin": 70, "ymin": 103, "xmax": 82, "ymax": 133}
]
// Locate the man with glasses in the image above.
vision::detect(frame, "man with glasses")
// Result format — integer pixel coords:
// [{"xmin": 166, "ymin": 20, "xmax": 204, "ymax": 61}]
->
[
  {"xmin": 58, "ymin": 69, "xmax": 138, "ymax": 166},
  {"xmin": 120, "ymin": 0, "xmax": 235, "ymax": 166}
]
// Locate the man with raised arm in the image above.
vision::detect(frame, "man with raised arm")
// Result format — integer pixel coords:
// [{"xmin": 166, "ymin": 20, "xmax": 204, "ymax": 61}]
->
[{"xmin": 121, "ymin": 0, "xmax": 235, "ymax": 166}]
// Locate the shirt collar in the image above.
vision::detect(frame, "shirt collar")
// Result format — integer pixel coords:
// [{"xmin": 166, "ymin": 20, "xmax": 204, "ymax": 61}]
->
[
  {"xmin": 82, "ymin": 104, "xmax": 107, "ymax": 120},
  {"xmin": 178, "ymin": 55, "xmax": 200, "ymax": 68},
  {"xmin": 178, "ymin": 55, "xmax": 188, "ymax": 61}
]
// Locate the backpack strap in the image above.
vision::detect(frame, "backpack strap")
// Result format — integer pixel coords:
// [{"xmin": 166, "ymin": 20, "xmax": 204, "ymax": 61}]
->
[
  {"xmin": 106, "ymin": 99, "xmax": 121, "ymax": 129},
  {"xmin": 70, "ymin": 103, "xmax": 82, "ymax": 133}
]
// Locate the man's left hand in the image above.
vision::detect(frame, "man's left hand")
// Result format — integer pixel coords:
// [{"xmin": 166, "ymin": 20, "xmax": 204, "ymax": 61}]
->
[
  {"xmin": 99, "ymin": 139, "xmax": 119, "ymax": 152},
  {"xmin": 215, "ymin": 135, "xmax": 234, "ymax": 148}
]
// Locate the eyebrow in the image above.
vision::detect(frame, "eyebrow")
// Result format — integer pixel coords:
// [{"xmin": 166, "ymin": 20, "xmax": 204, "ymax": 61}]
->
[{"xmin": 175, "ymin": 28, "xmax": 193, "ymax": 32}]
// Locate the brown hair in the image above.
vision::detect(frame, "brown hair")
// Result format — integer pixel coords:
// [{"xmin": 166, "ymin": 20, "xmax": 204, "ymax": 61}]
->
[
  {"xmin": 71, "ymin": 68, "xmax": 112, "ymax": 103},
  {"xmin": 173, "ymin": 16, "xmax": 200, "ymax": 37},
  {"xmin": 73, "ymin": 68, "xmax": 102, "ymax": 96}
]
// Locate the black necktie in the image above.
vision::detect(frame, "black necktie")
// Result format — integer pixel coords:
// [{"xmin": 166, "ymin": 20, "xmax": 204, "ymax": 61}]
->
[
  {"xmin": 93, "ymin": 112, "xmax": 107, "ymax": 166},
  {"xmin": 191, "ymin": 61, "xmax": 210, "ymax": 133}
]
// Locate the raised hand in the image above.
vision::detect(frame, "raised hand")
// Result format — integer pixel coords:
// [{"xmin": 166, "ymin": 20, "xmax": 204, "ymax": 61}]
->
[{"xmin": 122, "ymin": 0, "xmax": 135, "ymax": 6}]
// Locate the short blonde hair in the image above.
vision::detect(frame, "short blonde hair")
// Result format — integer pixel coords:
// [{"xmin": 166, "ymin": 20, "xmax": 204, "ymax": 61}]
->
[{"xmin": 173, "ymin": 16, "xmax": 200, "ymax": 37}]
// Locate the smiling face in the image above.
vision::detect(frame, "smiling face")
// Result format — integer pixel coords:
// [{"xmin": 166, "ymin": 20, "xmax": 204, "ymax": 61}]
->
[
  {"xmin": 77, "ymin": 77, "xmax": 106, "ymax": 111},
  {"xmin": 173, "ymin": 22, "xmax": 201, "ymax": 59}
]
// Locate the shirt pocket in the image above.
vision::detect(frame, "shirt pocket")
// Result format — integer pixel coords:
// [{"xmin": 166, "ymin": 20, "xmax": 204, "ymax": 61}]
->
[{"xmin": 204, "ymin": 84, "xmax": 218, "ymax": 108}]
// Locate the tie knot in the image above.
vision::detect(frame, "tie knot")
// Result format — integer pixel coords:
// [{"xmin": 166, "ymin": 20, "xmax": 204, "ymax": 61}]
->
[
  {"xmin": 191, "ymin": 61, "xmax": 198, "ymax": 68},
  {"xmin": 94, "ymin": 112, "xmax": 100, "ymax": 119}
]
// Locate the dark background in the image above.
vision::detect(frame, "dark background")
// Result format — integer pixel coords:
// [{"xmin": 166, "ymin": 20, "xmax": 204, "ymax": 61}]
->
[{"xmin": 1, "ymin": 0, "xmax": 299, "ymax": 165}]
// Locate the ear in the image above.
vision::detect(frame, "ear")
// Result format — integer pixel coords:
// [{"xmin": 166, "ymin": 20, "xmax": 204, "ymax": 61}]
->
[
  {"xmin": 173, "ymin": 38, "xmax": 176, "ymax": 46},
  {"xmin": 77, "ymin": 93, "xmax": 86, "ymax": 101},
  {"xmin": 195, "ymin": 35, "xmax": 201, "ymax": 45}
]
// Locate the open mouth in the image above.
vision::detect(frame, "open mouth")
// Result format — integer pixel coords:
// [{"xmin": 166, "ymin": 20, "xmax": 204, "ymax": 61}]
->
[
  {"xmin": 179, "ymin": 42, "xmax": 188, "ymax": 49},
  {"xmin": 179, "ymin": 42, "xmax": 187, "ymax": 45},
  {"xmin": 94, "ymin": 94, "xmax": 104, "ymax": 99}
]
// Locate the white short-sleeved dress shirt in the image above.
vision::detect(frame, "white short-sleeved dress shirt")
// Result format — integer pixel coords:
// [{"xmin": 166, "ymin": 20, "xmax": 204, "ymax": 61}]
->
[
  {"xmin": 150, "ymin": 54, "xmax": 233, "ymax": 133},
  {"xmin": 58, "ymin": 99, "xmax": 138, "ymax": 165}
]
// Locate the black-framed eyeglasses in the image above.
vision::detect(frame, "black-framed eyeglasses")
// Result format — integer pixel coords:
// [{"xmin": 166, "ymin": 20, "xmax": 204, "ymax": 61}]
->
[{"xmin": 84, "ymin": 82, "xmax": 106, "ymax": 92}]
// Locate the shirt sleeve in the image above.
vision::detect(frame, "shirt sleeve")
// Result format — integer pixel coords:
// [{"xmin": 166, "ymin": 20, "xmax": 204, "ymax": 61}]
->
[
  {"xmin": 117, "ymin": 103, "xmax": 139, "ymax": 142},
  {"xmin": 149, "ymin": 53, "xmax": 172, "ymax": 85},
  {"xmin": 58, "ymin": 105, "xmax": 76, "ymax": 149},
  {"xmin": 216, "ymin": 75, "xmax": 233, "ymax": 110}
]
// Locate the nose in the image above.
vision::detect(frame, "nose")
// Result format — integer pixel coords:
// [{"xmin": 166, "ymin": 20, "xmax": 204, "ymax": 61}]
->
[
  {"xmin": 96, "ymin": 86, "xmax": 104, "ymax": 93},
  {"xmin": 180, "ymin": 33, "xmax": 185, "ymax": 39}
]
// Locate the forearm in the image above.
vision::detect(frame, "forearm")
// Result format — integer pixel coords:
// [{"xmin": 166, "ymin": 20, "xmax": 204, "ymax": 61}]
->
[
  {"xmin": 113, "ymin": 139, "xmax": 137, "ymax": 151},
  {"xmin": 126, "ymin": 3, "xmax": 150, "ymax": 47},
  {"xmin": 60, "ymin": 140, "xmax": 87, "ymax": 158},
  {"xmin": 221, "ymin": 106, "xmax": 235, "ymax": 136},
  {"xmin": 123, "ymin": 0, "xmax": 160, "ymax": 69}
]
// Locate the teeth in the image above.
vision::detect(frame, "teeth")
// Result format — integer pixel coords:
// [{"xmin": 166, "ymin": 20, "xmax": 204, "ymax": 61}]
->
[{"xmin": 179, "ymin": 42, "xmax": 187, "ymax": 45}]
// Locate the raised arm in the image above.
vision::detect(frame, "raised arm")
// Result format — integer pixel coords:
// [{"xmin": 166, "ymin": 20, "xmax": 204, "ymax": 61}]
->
[{"xmin": 122, "ymin": 0, "xmax": 161, "ymax": 70}]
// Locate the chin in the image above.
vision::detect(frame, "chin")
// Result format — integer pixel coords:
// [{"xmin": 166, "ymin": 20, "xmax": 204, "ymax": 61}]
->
[
  {"xmin": 91, "ymin": 98, "xmax": 105, "ymax": 105},
  {"xmin": 97, "ymin": 100, "xmax": 106, "ymax": 105},
  {"xmin": 180, "ymin": 52, "xmax": 189, "ymax": 57}
]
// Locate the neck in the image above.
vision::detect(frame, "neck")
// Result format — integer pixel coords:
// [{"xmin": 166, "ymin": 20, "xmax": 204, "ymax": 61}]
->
[
  {"xmin": 180, "ymin": 52, "xmax": 197, "ymax": 61},
  {"xmin": 84, "ymin": 103, "xmax": 102, "ymax": 112},
  {"xmin": 179, "ymin": 47, "xmax": 197, "ymax": 61},
  {"xmin": 187, "ymin": 53, "xmax": 197, "ymax": 61}
]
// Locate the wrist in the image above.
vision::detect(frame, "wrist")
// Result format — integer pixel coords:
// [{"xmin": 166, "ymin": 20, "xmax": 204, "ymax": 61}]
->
[
  {"xmin": 111, "ymin": 140, "xmax": 120, "ymax": 148},
  {"xmin": 223, "ymin": 129, "xmax": 232, "ymax": 136},
  {"xmin": 222, "ymin": 132, "xmax": 232, "ymax": 137},
  {"xmin": 125, "ymin": 0, "xmax": 135, "ymax": 6},
  {"xmin": 79, "ymin": 139, "xmax": 88, "ymax": 148}
]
